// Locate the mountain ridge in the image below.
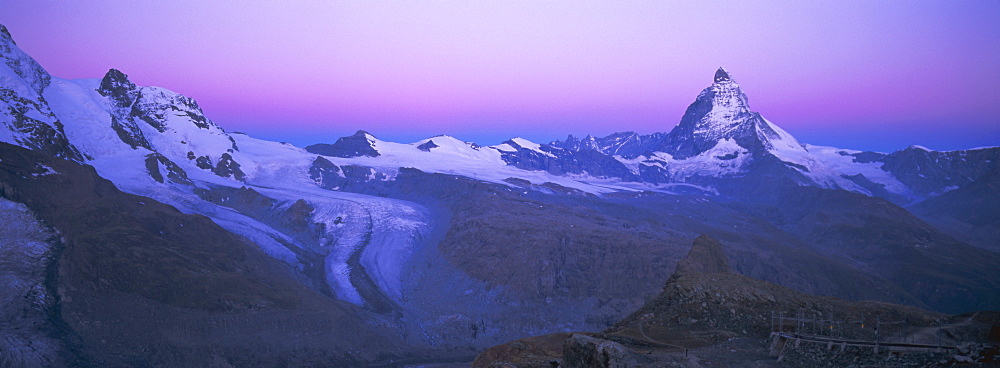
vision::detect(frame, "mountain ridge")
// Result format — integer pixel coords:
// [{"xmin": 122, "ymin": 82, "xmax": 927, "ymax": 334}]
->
[{"xmin": 1, "ymin": 22, "xmax": 998, "ymax": 365}]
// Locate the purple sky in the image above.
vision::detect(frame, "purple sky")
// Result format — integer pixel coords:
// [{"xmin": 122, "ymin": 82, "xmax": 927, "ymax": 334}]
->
[{"xmin": 2, "ymin": 1, "xmax": 998, "ymax": 151}]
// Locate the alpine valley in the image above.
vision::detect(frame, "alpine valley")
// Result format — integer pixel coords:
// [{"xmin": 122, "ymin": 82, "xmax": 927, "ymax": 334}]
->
[{"xmin": 0, "ymin": 23, "xmax": 997, "ymax": 367}]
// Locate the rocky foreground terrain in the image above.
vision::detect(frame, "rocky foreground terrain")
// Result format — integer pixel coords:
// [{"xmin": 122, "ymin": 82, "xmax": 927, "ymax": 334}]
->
[{"xmin": 473, "ymin": 236, "xmax": 1000, "ymax": 367}]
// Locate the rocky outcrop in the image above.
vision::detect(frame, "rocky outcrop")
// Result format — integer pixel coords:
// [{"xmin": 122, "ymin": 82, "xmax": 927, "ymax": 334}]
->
[
  {"xmin": 144, "ymin": 152, "xmax": 191, "ymax": 185},
  {"xmin": 97, "ymin": 68, "xmax": 138, "ymax": 107},
  {"xmin": 309, "ymin": 156, "xmax": 344, "ymax": 188},
  {"xmin": 212, "ymin": 152, "xmax": 245, "ymax": 181},
  {"xmin": 306, "ymin": 130, "xmax": 380, "ymax": 158},
  {"xmin": 93, "ymin": 69, "xmax": 153, "ymax": 150},
  {"xmin": 417, "ymin": 139, "xmax": 439, "ymax": 152},
  {"xmin": 673, "ymin": 234, "xmax": 732, "ymax": 275},
  {"xmin": 560, "ymin": 334, "xmax": 642, "ymax": 368}
]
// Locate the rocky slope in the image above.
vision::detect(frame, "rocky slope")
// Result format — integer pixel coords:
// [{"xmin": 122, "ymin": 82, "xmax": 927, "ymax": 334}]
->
[
  {"xmin": 909, "ymin": 165, "xmax": 1000, "ymax": 252},
  {"xmin": 473, "ymin": 236, "xmax": 996, "ymax": 368}
]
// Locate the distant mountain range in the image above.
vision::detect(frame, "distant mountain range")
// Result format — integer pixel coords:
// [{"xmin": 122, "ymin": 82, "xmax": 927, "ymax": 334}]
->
[{"xmin": 1, "ymin": 23, "xmax": 997, "ymax": 366}]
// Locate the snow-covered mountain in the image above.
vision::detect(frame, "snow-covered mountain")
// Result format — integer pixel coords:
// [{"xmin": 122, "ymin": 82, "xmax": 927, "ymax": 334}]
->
[
  {"xmin": 3, "ymin": 19, "xmax": 993, "ymax": 206},
  {"xmin": 2, "ymin": 23, "xmax": 999, "ymax": 363}
]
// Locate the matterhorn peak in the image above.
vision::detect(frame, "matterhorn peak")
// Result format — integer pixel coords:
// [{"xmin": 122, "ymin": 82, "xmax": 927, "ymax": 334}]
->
[
  {"xmin": 714, "ymin": 67, "xmax": 732, "ymax": 83},
  {"xmin": 659, "ymin": 68, "xmax": 805, "ymax": 159}
]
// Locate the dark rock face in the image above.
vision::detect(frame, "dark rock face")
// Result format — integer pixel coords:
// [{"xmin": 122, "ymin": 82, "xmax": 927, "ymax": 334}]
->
[
  {"xmin": 848, "ymin": 150, "xmax": 886, "ymax": 163},
  {"xmin": 714, "ymin": 67, "xmax": 731, "ymax": 82},
  {"xmin": 144, "ymin": 153, "xmax": 191, "ymax": 185},
  {"xmin": 212, "ymin": 152, "xmax": 245, "ymax": 181},
  {"xmin": 97, "ymin": 68, "xmax": 138, "ymax": 107},
  {"xmin": 97, "ymin": 69, "xmax": 154, "ymax": 150},
  {"xmin": 0, "ymin": 89, "xmax": 83, "ymax": 161},
  {"xmin": 110, "ymin": 115, "xmax": 152, "ymax": 150},
  {"xmin": 194, "ymin": 155, "xmax": 212, "ymax": 169},
  {"xmin": 308, "ymin": 156, "xmax": 344, "ymax": 188},
  {"xmin": 417, "ymin": 139, "xmax": 439, "ymax": 152},
  {"xmin": 93, "ymin": 69, "xmax": 154, "ymax": 150},
  {"xmin": 305, "ymin": 130, "xmax": 380, "ymax": 158}
]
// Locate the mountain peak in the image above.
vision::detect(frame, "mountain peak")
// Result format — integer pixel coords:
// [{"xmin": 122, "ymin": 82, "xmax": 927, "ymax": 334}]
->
[
  {"xmin": 0, "ymin": 23, "xmax": 51, "ymax": 96},
  {"xmin": 98, "ymin": 68, "xmax": 138, "ymax": 107},
  {"xmin": 305, "ymin": 131, "xmax": 380, "ymax": 158},
  {"xmin": 674, "ymin": 235, "xmax": 732, "ymax": 275},
  {"xmin": 714, "ymin": 67, "xmax": 732, "ymax": 83},
  {"xmin": 658, "ymin": 68, "xmax": 805, "ymax": 159}
]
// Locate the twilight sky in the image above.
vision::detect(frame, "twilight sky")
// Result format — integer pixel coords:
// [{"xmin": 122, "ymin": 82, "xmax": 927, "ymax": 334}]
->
[{"xmin": 1, "ymin": 1, "xmax": 998, "ymax": 151}]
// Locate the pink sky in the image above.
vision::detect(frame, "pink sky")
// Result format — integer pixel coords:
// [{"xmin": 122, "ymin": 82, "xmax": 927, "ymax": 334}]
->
[{"xmin": 1, "ymin": 1, "xmax": 997, "ymax": 151}]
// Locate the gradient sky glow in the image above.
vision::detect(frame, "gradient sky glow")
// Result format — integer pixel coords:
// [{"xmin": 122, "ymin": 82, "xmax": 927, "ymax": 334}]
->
[{"xmin": 2, "ymin": 1, "xmax": 998, "ymax": 151}]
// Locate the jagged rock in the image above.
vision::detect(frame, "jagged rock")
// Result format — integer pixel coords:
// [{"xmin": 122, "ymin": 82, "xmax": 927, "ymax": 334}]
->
[
  {"xmin": 195, "ymin": 155, "xmax": 213, "ymax": 170},
  {"xmin": 673, "ymin": 235, "xmax": 731, "ymax": 275},
  {"xmin": 309, "ymin": 156, "xmax": 344, "ymax": 189},
  {"xmin": 144, "ymin": 153, "xmax": 191, "ymax": 185},
  {"xmin": 0, "ymin": 90, "xmax": 83, "ymax": 161},
  {"xmin": 98, "ymin": 68, "xmax": 138, "ymax": 107},
  {"xmin": 110, "ymin": 115, "xmax": 152, "ymax": 150},
  {"xmin": 212, "ymin": 153, "xmax": 245, "ymax": 181},
  {"xmin": 551, "ymin": 132, "xmax": 666, "ymax": 158}
]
